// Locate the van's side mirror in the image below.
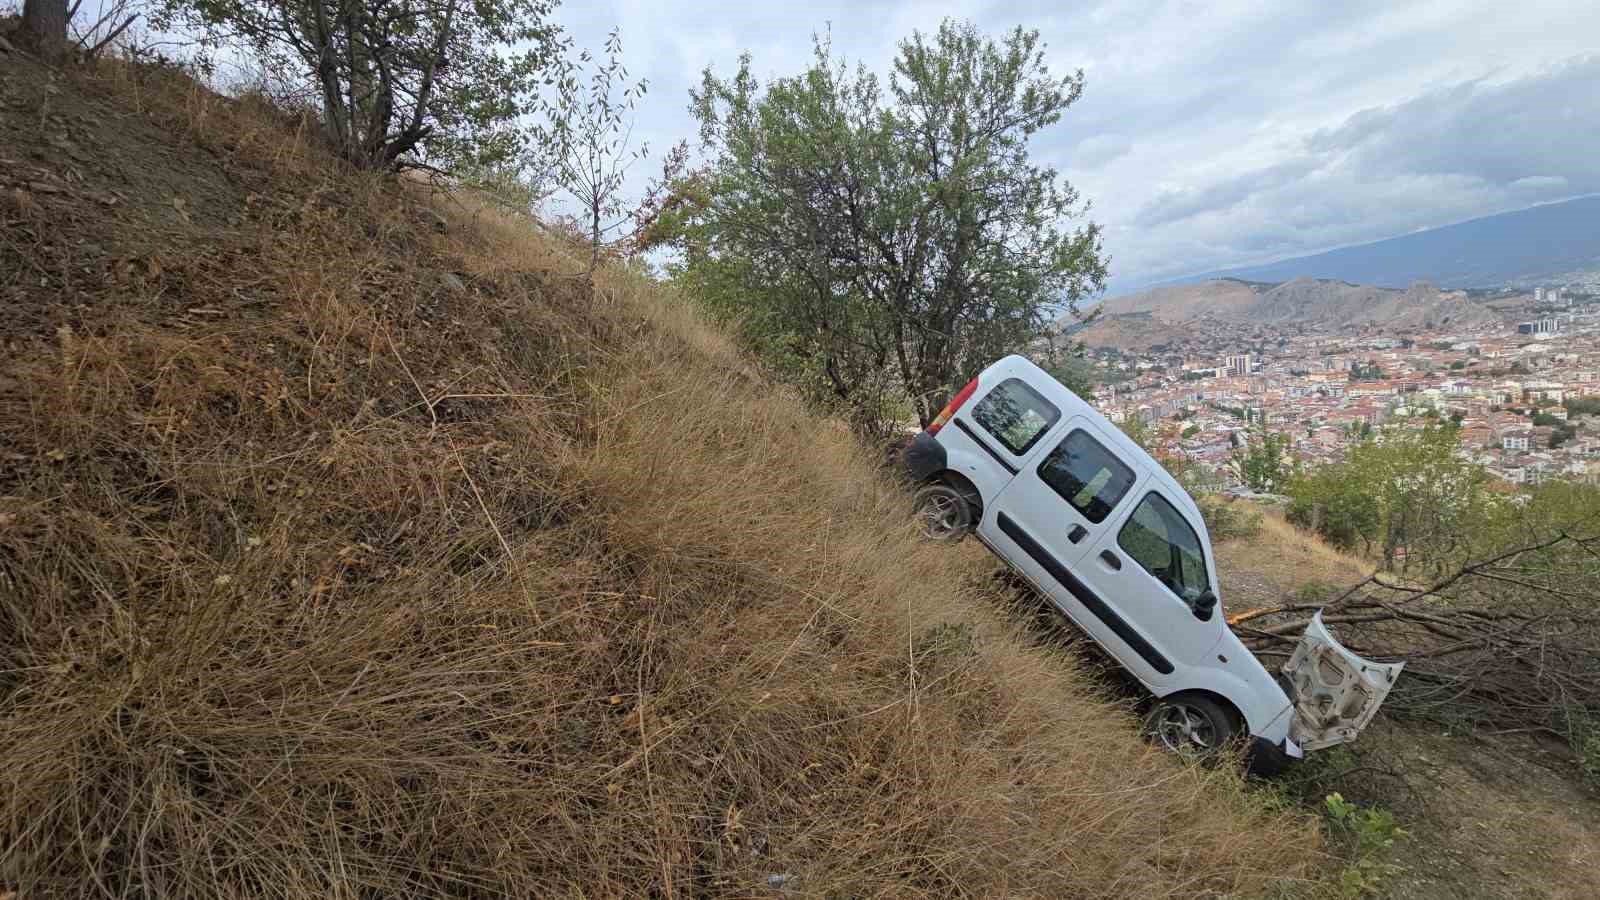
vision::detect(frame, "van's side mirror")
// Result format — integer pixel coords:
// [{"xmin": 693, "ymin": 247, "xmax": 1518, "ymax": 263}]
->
[{"xmin": 1193, "ymin": 590, "xmax": 1217, "ymax": 621}]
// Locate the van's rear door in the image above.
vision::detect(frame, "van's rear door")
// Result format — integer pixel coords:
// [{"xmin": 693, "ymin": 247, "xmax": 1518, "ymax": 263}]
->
[{"xmin": 944, "ymin": 373, "xmax": 1063, "ymax": 486}]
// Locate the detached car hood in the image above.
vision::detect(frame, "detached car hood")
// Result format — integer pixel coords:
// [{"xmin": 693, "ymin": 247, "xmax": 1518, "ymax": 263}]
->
[{"xmin": 1283, "ymin": 612, "xmax": 1405, "ymax": 751}]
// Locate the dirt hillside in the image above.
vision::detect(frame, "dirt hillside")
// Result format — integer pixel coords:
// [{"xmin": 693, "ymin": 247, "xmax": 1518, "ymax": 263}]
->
[{"xmin": 0, "ymin": 46, "xmax": 1327, "ymax": 898}]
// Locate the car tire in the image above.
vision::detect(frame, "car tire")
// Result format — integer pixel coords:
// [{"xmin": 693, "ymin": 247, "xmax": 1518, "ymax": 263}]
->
[
  {"xmin": 1144, "ymin": 693, "xmax": 1238, "ymax": 758},
  {"xmin": 913, "ymin": 482, "xmax": 975, "ymax": 542}
]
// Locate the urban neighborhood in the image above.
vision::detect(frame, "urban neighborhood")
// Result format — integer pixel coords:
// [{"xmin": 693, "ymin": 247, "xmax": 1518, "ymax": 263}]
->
[{"xmin": 1078, "ymin": 283, "xmax": 1600, "ymax": 488}]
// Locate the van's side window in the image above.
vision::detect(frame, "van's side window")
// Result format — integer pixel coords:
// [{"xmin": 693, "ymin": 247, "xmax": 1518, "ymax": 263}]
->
[
  {"xmin": 1036, "ymin": 429, "xmax": 1135, "ymax": 523},
  {"xmin": 1119, "ymin": 493, "xmax": 1209, "ymax": 603},
  {"xmin": 970, "ymin": 378, "xmax": 1061, "ymax": 455}
]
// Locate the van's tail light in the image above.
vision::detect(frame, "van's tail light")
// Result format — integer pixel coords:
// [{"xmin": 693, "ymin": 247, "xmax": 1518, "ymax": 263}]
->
[{"xmin": 927, "ymin": 377, "xmax": 979, "ymax": 435}]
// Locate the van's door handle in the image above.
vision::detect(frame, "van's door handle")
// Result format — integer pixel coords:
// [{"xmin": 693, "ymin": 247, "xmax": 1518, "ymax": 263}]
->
[
  {"xmin": 1067, "ymin": 524, "xmax": 1088, "ymax": 544},
  {"xmin": 1099, "ymin": 549, "xmax": 1122, "ymax": 571}
]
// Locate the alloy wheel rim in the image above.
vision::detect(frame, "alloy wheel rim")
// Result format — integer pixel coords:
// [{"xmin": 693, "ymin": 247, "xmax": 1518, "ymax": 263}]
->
[
  {"xmin": 1153, "ymin": 703, "xmax": 1215, "ymax": 752},
  {"xmin": 920, "ymin": 492, "xmax": 963, "ymax": 538}
]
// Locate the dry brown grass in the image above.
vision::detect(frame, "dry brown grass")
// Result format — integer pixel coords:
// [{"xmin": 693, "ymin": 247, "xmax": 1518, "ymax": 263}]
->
[
  {"xmin": 2, "ymin": 53, "xmax": 1326, "ymax": 897},
  {"xmin": 1215, "ymin": 506, "xmax": 1372, "ymax": 602}
]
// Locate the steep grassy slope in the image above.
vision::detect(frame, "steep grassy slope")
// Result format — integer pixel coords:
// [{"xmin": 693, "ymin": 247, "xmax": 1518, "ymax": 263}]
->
[{"xmin": 1, "ymin": 53, "xmax": 1324, "ymax": 896}]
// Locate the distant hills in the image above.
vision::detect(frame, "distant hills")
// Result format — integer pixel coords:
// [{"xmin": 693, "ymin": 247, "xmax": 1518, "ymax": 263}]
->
[
  {"xmin": 1144, "ymin": 195, "xmax": 1600, "ymax": 292},
  {"xmin": 1075, "ymin": 277, "xmax": 1500, "ymax": 351}
]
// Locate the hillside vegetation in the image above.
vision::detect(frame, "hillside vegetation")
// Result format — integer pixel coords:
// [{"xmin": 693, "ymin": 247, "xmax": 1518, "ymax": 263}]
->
[{"xmin": 0, "ymin": 52, "xmax": 1327, "ymax": 897}]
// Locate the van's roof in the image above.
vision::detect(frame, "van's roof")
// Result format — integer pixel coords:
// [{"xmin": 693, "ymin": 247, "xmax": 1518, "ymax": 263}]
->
[{"xmin": 989, "ymin": 354, "xmax": 1209, "ymax": 532}]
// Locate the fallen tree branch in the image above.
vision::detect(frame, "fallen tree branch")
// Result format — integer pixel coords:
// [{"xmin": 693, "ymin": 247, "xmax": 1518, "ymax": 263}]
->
[{"xmin": 1235, "ymin": 532, "xmax": 1600, "ymax": 742}]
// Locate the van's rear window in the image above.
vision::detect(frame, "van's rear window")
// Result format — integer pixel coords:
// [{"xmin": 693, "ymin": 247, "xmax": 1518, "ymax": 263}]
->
[
  {"xmin": 1037, "ymin": 429, "xmax": 1136, "ymax": 523},
  {"xmin": 970, "ymin": 378, "xmax": 1060, "ymax": 455}
]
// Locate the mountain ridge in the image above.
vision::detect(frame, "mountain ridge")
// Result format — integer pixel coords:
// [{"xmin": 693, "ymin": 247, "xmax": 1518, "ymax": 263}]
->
[
  {"xmin": 1125, "ymin": 195, "xmax": 1600, "ymax": 295},
  {"xmin": 1075, "ymin": 276, "xmax": 1501, "ymax": 350}
]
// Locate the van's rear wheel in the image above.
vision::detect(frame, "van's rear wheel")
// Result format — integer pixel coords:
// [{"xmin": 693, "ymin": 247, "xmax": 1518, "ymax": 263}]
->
[
  {"xmin": 913, "ymin": 483, "xmax": 975, "ymax": 542},
  {"xmin": 1145, "ymin": 694, "xmax": 1237, "ymax": 757}
]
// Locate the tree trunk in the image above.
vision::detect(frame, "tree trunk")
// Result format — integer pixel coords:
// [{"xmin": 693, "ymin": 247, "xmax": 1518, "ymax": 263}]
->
[
  {"xmin": 22, "ymin": 0, "xmax": 69, "ymax": 59},
  {"xmin": 589, "ymin": 196, "xmax": 601, "ymax": 275}
]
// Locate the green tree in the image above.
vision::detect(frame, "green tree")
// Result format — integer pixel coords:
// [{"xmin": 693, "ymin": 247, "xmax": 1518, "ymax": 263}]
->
[
  {"xmin": 1119, "ymin": 415, "xmax": 1154, "ymax": 452},
  {"xmin": 1230, "ymin": 426, "xmax": 1293, "ymax": 493},
  {"xmin": 1349, "ymin": 362, "xmax": 1387, "ymax": 382},
  {"xmin": 531, "ymin": 29, "xmax": 648, "ymax": 276},
  {"xmin": 156, "ymin": 0, "xmax": 563, "ymax": 170},
  {"xmin": 1566, "ymin": 396, "xmax": 1600, "ymax": 417},
  {"xmin": 658, "ymin": 21, "xmax": 1105, "ymax": 435},
  {"xmin": 1045, "ymin": 352, "xmax": 1097, "ymax": 398},
  {"xmin": 1287, "ymin": 424, "xmax": 1490, "ymax": 571}
]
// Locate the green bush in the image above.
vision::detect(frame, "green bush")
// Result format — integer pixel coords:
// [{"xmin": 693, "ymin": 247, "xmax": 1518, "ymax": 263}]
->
[
  {"xmin": 1294, "ymin": 580, "xmax": 1336, "ymax": 603},
  {"xmin": 1284, "ymin": 423, "xmax": 1489, "ymax": 571},
  {"xmin": 1323, "ymin": 792, "xmax": 1408, "ymax": 898},
  {"xmin": 1199, "ymin": 498, "xmax": 1263, "ymax": 541}
]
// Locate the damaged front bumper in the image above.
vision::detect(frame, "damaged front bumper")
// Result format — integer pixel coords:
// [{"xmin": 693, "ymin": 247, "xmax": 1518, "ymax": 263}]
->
[{"xmin": 1247, "ymin": 734, "xmax": 1304, "ymax": 777}]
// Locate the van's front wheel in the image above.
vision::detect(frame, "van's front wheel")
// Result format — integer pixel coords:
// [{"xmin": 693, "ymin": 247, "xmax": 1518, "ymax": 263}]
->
[
  {"xmin": 1145, "ymin": 694, "xmax": 1237, "ymax": 757},
  {"xmin": 913, "ymin": 483, "xmax": 975, "ymax": 542}
]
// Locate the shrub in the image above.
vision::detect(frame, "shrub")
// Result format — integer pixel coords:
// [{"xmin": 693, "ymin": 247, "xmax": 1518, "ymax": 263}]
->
[
  {"xmin": 1323, "ymin": 793, "xmax": 1407, "ymax": 898},
  {"xmin": 1200, "ymin": 497, "xmax": 1263, "ymax": 541}
]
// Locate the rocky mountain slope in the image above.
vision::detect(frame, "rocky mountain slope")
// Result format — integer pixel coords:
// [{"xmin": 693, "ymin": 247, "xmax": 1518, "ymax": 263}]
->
[
  {"xmin": 1248, "ymin": 279, "xmax": 1499, "ymax": 330},
  {"xmin": 1077, "ymin": 277, "xmax": 1502, "ymax": 349}
]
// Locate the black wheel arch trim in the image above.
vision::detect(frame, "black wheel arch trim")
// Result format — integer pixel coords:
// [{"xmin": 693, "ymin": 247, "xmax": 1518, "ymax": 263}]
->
[
  {"xmin": 996, "ymin": 511, "xmax": 1175, "ymax": 675},
  {"xmin": 899, "ymin": 431, "xmax": 949, "ymax": 484},
  {"xmin": 1246, "ymin": 736, "xmax": 1298, "ymax": 776}
]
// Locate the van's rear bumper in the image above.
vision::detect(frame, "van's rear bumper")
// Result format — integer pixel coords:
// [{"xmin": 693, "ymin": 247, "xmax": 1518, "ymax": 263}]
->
[{"xmin": 900, "ymin": 431, "xmax": 947, "ymax": 483}]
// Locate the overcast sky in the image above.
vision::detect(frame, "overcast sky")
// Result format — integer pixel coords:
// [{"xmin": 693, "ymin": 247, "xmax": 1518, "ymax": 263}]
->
[{"xmin": 552, "ymin": 0, "xmax": 1600, "ymax": 296}]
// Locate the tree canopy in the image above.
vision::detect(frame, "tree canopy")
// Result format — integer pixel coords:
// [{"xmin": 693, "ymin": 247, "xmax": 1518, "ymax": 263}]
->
[
  {"xmin": 1230, "ymin": 426, "xmax": 1294, "ymax": 493},
  {"xmin": 156, "ymin": 0, "xmax": 563, "ymax": 170},
  {"xmin": 1287, "ymin": 423, "xmax": 1489, "ymax": 571},
  {"xmin": 648, "ymin": 21, "xmax": 1104, "ymax": 436}
]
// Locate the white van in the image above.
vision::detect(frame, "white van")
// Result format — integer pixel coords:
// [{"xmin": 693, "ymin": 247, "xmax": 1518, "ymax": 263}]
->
[{"xmin": 900, "ymin": 355, "xmax": 1402, "ymax": 771}]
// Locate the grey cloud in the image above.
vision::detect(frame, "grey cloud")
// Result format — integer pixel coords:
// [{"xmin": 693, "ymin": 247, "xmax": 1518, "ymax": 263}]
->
[
  {"xmin": 1072, "ymin": 133, "xmax": 1132, "ymax": 169},
  {"xmin": 1109, "ymin": 53, "xmax": 1600, "ymax": 290},
  {"xmin": 1308, "ymin": 56, "xmax": 1600, "ymax": 191},
  {"xmin": 545, "ymin": 1, "xmax": 1600, "ymax": 294},
  {"xmin": 1512, "ymin": 175, "xmax": 1569, "ymax": 190},
  {"xmin": 1132, "ymin": 158, "xmax": 1324, "ymax": 228}
]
